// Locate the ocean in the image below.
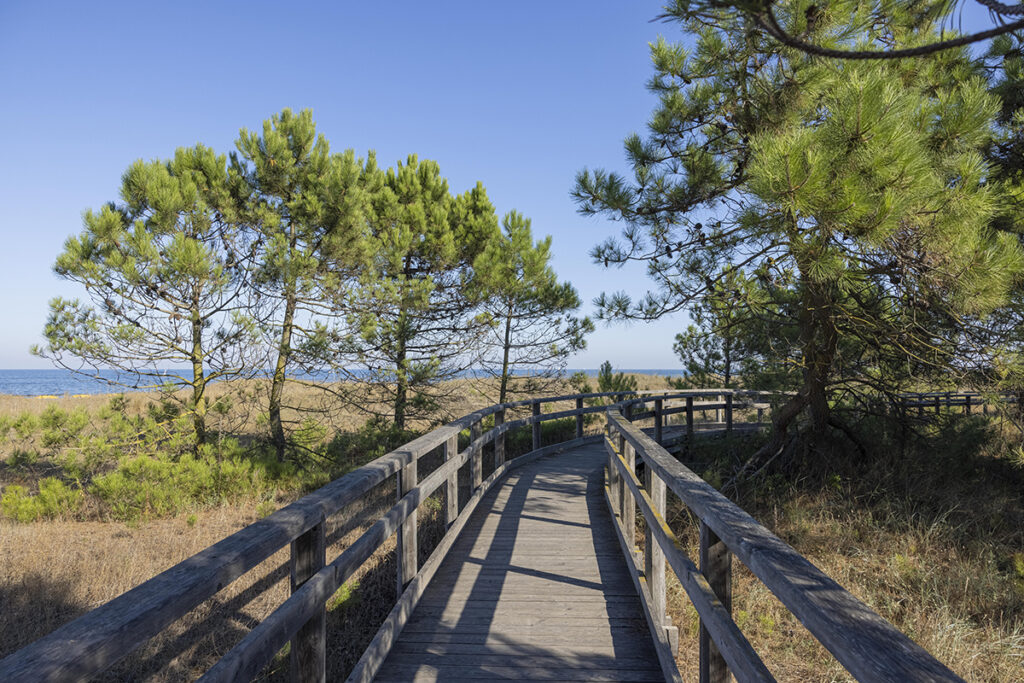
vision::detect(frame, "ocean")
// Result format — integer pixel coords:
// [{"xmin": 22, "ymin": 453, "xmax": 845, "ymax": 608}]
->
[{"xmin": 0, "ymin": 368, "xmax": 688, "ymax": 397}]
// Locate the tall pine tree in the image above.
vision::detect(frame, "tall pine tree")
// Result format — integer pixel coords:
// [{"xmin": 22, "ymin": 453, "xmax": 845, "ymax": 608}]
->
[
  {"xmin": 35, "ymin": 145, "xmax": 260, "ymax": 445},
  {"xmin": 231, "ymin": 109, "xmax": 371, "ymax": 459}
]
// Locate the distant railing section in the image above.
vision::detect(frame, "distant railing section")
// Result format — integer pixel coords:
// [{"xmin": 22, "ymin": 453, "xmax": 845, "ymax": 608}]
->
[{"xmin": 898, "ymin": 390, "xmax": 1018, "ymax": 417}]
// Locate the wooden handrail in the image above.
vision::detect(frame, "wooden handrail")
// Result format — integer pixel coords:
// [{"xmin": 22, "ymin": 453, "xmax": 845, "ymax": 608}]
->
[{"xmin": 604, "ymin": 408, "xmax": 964, "ymax": 683}]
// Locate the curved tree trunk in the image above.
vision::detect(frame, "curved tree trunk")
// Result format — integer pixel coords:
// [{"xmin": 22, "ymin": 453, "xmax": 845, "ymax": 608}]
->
[
  {"xmin": 269, "ymin": 291, "xmax": 296, "ymax": 462},
  {"xmin": 498, "ymin": 310, "xmax": 513, "ymax": 405},
  {"xmin": 190, "ymin": 312, "xmax": 208, "ymax": 448}
]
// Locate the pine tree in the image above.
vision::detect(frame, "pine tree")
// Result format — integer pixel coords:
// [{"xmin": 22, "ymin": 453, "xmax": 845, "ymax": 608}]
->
[
  {"xmin": 34, "ymin": 145, "xmax": 260, "ymax": 445},
  {"xmin": 346, "ymin": 155, "xmax": 499, "ymax": 429},
  {"xmin": 574, "ymin": 0, "xmax": 1024, "ymax": 455},
  {"xmin": 231, "ymin": 109, "xmax": 371, "ymax": 459},
  {"xmin": 472, "ymin": 211, "xmax": 593, "ymax": 404}
]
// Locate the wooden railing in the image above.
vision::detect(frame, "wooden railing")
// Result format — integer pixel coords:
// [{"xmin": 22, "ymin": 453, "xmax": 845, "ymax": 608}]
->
[
  {"xmin": 899, "ymin": 391, "xmax": 1016, "ymax": 417},
  {"xmin": 603, "ymin": 397, "xmax": 965, "ymax": 683},
  {"xmin": 0, "ymin": 388, "xmax": 960, "ymax": 682}
]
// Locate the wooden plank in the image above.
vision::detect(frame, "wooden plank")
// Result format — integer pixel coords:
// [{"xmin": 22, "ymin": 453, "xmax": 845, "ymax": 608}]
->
[
  {"xmin": 379, "ymin": 651, "xmax": 663, "ymax": 672},
  {"xmin": 398, "ymin": 459, "xmax": 418, "ymax": 593},
  {"xmin": 376, "ymin": 443, "xmax": 663, "ymax": 681},
  {"xmin": 374, "ymin": 662, "xmax": 666, "ymax": 681},
  {"xmin": 445, "ymin": 436, "xmax": 458, "ymax": 527},
  {"xmin": 699, "ymin": 522, "xmax": 731, "ymax": 683}
]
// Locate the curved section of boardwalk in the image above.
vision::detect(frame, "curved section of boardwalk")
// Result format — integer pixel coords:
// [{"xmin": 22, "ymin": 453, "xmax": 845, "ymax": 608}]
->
[{"xmin": 375, "ymin": 442, "xmax": 665, "ymax": 681}]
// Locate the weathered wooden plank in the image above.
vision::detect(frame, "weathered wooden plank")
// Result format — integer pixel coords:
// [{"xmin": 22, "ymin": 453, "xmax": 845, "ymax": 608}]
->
[
  {"xmin": 374, "ymin": 662, "xmax": 666, "ymax": 682},
  {"xmin": 380, "ymin": 651, "xmax": 663, "ymax": 671}
]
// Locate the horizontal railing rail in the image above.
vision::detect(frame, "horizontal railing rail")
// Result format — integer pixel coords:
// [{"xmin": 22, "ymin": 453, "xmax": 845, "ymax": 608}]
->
[
  {"xmin": 1, "ymin": 388, "xmax": 767, "ymax": 682},
  {"xmin": 603, "ymin": 407, "xmax": 964, "ymax": 683}
]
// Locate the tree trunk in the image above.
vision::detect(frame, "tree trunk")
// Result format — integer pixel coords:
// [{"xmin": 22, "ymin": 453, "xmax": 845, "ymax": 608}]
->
[
  {"xmin": 191, "ymin": 314, "xmax": 207, "ymax": 447},
  {"xmin": 498, "ymin": 309, "xmax": 513, "ymax": 404},
  {"xmin": 802, "ymin": 282, "xmax": 837, "ymax": 442},
  {"xmin": 269, "ymin": 290, "xmax": 296, "ymax": 461},
  {"xmin": 394, "ymin": 330, "xmax": 408, "ymax": 431}
]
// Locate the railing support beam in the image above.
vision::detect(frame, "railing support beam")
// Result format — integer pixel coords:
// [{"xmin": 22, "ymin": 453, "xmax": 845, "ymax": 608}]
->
[
  {"xmin": 654, "ymin": 398, "xmax": 663, "ymax": 444},
  {"xmin": 576, "ymin": 396, "xmax": 584, "ymax": 439},
  {"xmin": 645, "ymin": 459, "xmax": 677, "ymax": 653},
  {"xmin": 725, "ymin": 394, "xmax": 733, "ymax": 436},
  {"xmin": 532, "ymin": 401, "xmax": 541, "ymax": 451},
  {"xmin": 290, "ymin": 518, "xmax": 325, "ymax": 683},
  {"xmin": 699, "ymin": 521, "xmax": 732, "ymax": 683},
  {"xmin": 686, "ymin": 396, "xmax": 694, "ymax": 452},
  {"xmin": 495, "ymin": 409, "xmax": 506, "ymax": 468},
  {"xmin": 471, "ymin": 418, "xmax": 482, "ymax": 490},
  {"xmin": 397, "ymin": 460, "xmax": 418, "ymax": 594},
  {"xmin": 444, "ymin": 435, "xmax": 458, "ymax": 528}
]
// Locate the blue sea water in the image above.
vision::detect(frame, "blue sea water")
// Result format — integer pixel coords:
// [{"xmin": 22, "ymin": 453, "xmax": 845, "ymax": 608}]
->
[{"xmin": 0, "ymin": 368, "xmax": 688, "ymax": 396}]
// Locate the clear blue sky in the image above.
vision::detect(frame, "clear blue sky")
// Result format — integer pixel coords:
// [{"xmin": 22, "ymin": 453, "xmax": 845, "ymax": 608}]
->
[{"xmin": 0, "ymin": 1, "xmax": 997, "ymax": 370}]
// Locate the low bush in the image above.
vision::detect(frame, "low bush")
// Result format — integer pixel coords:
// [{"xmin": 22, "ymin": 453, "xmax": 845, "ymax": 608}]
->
[{"xmin": 1, "ymin": 478, "xmax": 83, "ymax": 522}]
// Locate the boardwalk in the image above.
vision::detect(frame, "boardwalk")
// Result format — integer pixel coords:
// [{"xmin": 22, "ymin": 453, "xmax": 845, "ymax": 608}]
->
[{"xmin": 375, "ymin": 442, "xmax": 665, "ymax": 682}]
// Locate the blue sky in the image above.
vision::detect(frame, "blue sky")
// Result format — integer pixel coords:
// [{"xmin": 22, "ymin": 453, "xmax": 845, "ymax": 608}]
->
[{"xmin": 0, "ymin": 1, "xmax": 999, "ymax": 370}]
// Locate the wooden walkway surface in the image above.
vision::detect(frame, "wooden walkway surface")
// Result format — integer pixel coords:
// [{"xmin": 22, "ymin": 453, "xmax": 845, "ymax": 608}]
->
[{"xmin": 374, "ymin": 442, "xmax": 665, "ymax": 682}]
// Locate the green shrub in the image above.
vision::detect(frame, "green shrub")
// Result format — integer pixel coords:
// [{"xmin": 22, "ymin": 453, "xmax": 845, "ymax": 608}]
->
[
  {"xmin": 1, "ymin": 485, "xmax": 37, "ymax": 522},
  {"xmin": 12, "ymin": 413, "xmax": 38, "ymax": 439},
  {"xmin": 89, "ymin": 442, "xmax": 297, "ymax": 521},
  {"xmin": 326, "ymin": 418, "xmax": 420, "ymax": 475},
  {"xmin": 1, "ymin": 478, "xmax": 83, "ymax": 522}
]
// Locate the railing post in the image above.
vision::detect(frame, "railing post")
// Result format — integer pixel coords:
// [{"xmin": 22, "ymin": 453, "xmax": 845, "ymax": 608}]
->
[
  {"xmin": 444, "ymin": 434, "xmax": 458, "ymax": 528},
  {"xmin": 622, "ymin": 441, "xmax": 636, "ymax": 557},
  {"xmin": 290, "ymin": 517, "xmax": 326, "ymax": 683},
  {"xmin": 699, "ymin": 521, "xmax": 732, "ymax": 683},
  {"xmin": 606, "ymin": 420, "xmax": 620, "ymax": 510},
  {"xmin": 645, "ymin": 460, "xmax": 678, "ymax": 653},
  {"xmin": 686, "ymin": 396, "xmax": 694, "ymax": 451},
  {"xmin": 532, "ymin": 401, "xmax": 541, "ymax": 451},
  {"xmin": 397, "ymin": 459, "xmax": 417, "ymax": 594},
  {"xmin": 495, "ymin": 408, "xmax": 505, "ymax": 468},
  {"xmin": 575, "ymin": 396, "xmax": 584, "ymax": 439},
  {"xmin": 935, "ymin": 395, "xmax": 941, "ymax": 415},
  {"xmin": 471, "ymin": 418, "xmax": 482, "ymax": 491},
  {"xmin": 964, "ymin": 396, "xmax": 970, "ymax": 416},
  {"xmin": 725, "ymin": 394, "xmax": 733, "ymax": 436},
  {"xmin": 654, "ymin": 397, "xmax": 663, "ymax": 444}
]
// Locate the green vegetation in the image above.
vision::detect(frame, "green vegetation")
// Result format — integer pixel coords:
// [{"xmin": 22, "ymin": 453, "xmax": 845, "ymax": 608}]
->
[{"xmin": 0, "ymin": 394, "xmax": 423, "ymax": 523}]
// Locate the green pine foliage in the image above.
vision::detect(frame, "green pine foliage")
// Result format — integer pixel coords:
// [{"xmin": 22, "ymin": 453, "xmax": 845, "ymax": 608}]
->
[{"xmin": 230, "ymin": 108, "xmax": 374, "ymax": 460}]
